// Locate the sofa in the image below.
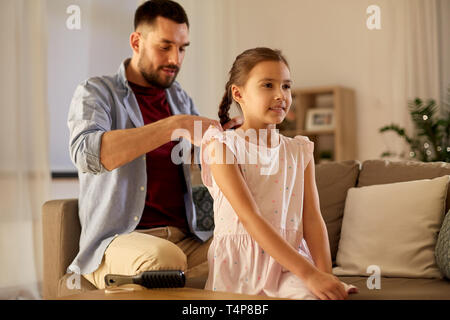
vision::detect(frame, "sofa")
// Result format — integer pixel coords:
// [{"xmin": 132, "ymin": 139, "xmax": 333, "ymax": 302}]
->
[{"xmin": 42, "ymin": 159, "xmax": 450, "ymax": 299}]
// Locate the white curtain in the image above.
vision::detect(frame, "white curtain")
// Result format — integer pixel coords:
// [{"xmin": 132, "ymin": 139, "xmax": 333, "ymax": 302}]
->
[
  {"xmin": 404, "ymin": 0, "xmax": 441, "ymax": 104},
  {"xmin": 376, "ymin": 0, "xmax": 442, "ymax": 160},
  {"xmin": 0, "ymin": 0, "xmax": 50, "ymax": 299},
  {"xmin": 438, "ymin": 0, "xmax": 450, "ymax": 114}
]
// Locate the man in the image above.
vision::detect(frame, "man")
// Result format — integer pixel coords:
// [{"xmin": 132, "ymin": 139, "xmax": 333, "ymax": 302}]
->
[{"xmin": 67, "ymin": 0, "xmax": 240, "ymax": 289}]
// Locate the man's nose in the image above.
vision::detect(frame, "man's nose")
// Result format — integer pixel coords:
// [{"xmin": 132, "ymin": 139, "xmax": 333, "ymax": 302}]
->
[{"xmin": 168, "ymin": 48, "xmax": 181, "ymax": 66}]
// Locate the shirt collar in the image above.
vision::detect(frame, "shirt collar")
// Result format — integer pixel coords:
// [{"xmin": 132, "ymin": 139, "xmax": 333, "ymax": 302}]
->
[{"xmin": 117, "ymin": 58, "xmax": 133, "ymax": 92}]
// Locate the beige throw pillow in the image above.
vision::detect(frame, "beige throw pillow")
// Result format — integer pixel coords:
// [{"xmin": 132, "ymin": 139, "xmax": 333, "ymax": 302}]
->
[{"xmin": 333, "ymin": 175, "xmax": 449, "ymax": 279}]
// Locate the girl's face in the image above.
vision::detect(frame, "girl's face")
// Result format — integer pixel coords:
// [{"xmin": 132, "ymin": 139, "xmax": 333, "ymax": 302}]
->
[{"xmin": 232, "ymin": 60, "xmax": 292, "ymax": 130}]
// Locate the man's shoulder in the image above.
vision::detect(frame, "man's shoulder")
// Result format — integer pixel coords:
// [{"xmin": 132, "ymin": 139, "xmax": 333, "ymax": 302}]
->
[
  {"xmin": 75, "ymin": 73, "xmax": 125, "ymax": 102},
  {"xmin": 78, "ymin": 73, "xmax": 121, "ymax": 93}
]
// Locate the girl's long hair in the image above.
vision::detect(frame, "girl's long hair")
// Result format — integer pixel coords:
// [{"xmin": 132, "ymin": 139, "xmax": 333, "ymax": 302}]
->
[{"xmin": 218, "ymin": 47, "xmax": 290, "ymax": 127}]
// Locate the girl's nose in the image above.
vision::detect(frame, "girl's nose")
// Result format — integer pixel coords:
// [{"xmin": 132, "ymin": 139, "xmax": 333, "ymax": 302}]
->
[{"xmin": 274, "ymin": 90, "xmax": 284, "ymax": 101}]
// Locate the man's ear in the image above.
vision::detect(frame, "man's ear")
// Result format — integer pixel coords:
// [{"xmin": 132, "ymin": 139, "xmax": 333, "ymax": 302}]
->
[
  {"xmin": 231, "ymin": 85, "xmax": 244, "ymax": 105},
  {"xmin": 130, "ymin": 31, "xmax": 141, "ymax": 55}
]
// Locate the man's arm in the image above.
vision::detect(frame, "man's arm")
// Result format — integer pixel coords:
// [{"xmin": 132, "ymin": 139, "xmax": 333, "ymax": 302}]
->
[
  {"xmin": 68, "ymin": 81, "xmax": 239, "ymax": 173},
  {"xmin": 100, "ymin": 114, "xmax": 222, "ymax": 171},
  {"xmin": 100, "ymin": 116, "xmax": 173, "ymax": 171}
]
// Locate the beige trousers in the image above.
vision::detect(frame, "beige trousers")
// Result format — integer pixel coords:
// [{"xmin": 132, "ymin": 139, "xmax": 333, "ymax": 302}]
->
[{"xmin": 83, "ymin": 226, "xmax": 212, "ymax": 289}]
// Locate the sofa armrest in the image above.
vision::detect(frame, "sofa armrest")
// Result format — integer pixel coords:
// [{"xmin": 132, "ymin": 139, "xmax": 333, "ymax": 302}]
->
[{"xmin": 42, "ymin": 199, "xmax": 80, "ymax": 299}]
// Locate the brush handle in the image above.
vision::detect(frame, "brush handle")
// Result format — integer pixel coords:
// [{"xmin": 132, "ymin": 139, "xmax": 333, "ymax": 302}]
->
[{"xmin": 105, "ymin": 270, "xmax": 185, "ymax": 288}]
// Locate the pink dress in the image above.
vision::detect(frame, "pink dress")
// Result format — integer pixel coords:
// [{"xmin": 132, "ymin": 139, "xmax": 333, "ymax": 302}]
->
[{"xmin": 200, "ymin": 125, "xmax": 318, "ymax": 299}]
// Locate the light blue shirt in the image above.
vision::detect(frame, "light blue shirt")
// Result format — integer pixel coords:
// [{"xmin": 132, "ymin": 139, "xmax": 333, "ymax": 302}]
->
[{"xmin": 67, "ymin": 59, "xmax": 211, "ymax": 275}]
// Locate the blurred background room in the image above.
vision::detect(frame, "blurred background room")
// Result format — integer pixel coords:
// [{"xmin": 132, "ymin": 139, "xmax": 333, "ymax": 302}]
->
[{"xmin": 0, "ymin": 0, "xmax": 449, "ymax": 299}]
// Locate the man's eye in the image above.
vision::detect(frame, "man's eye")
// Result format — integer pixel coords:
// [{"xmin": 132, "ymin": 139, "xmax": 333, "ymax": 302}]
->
[
  {"xmin": 161, "ymin": 46, "xmax": 170, "ymax": 51},
  {"xmin": 180, "ymin": 47, "xmax": 186, "ymax": 53}
]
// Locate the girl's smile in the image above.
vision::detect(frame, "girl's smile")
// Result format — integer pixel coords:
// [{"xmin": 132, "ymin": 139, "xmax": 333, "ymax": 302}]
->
[{"xmin": 268, "ymin": 103, "xmax": 287, "ymax": 113}]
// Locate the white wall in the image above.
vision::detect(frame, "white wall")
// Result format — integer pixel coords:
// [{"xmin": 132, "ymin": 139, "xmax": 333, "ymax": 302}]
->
[{"xmin": 47, "ymin": 0, "xmax": 137, "ymax": 172}]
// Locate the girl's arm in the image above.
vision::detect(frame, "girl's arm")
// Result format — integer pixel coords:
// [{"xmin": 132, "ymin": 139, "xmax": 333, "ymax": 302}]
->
[
  {"xmin": 207, "ymin": 140, "xmax": 347, "ymax": 300},
  {"xmin": 302, "ymin": 158, "xmax": 333, "ymax": 274}
]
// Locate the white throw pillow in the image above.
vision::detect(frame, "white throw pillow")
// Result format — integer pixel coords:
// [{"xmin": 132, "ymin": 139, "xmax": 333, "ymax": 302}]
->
[{"xmin": 333, "ymin": 175, "xmax": 449, "ymax": 279}]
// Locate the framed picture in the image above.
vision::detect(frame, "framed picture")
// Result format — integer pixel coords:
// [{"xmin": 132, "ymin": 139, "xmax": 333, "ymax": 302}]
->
[{"xmin": 305, "ymin": 108, "xmax": 334, "ymax": 131}]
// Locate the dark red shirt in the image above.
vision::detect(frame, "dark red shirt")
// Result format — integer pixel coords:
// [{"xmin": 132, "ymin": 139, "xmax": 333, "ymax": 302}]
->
[{"xmin": 129, "ymin": 81, "xmax": 189, "ymax": 232}]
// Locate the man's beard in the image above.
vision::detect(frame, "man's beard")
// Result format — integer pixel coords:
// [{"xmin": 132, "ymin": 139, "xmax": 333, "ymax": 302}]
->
[{"xmin": 138, "ymin": 58, "xmax": 179, "ymax": 89}]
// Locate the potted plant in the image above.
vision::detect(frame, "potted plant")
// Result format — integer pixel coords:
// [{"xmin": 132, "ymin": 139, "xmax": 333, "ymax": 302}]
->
[{"xmin": 379, "ymin": 90, "xmax": 450, "ymax": 162}]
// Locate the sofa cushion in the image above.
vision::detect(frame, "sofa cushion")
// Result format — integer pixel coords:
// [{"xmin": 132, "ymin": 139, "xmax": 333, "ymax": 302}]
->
[
  {"xmin": 315, "ymin": 160, "xmax": 361, "ymax": 264},
  {"xmin": 333, "ymin": 175, "xmax": 449, "ymax": 279},
  {"xmin": 357, "ymin": 159, "xmax": 450, "ymax": 212},
  {"xmin": 436, "ymin": 210, "xmax": 450, "ymax": 279},
  {"xmin": 338, "ymin": 276, "xmax": 450, "ymax": 300},
  {"xmin": 192, "ymin": 185, "xmax": 214, "ymax": 231}
]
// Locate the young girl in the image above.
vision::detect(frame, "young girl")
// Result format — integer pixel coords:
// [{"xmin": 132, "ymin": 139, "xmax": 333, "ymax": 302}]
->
[{"xmin": 200, "ymin": 47, "xmax": 358, "ymax": 300}]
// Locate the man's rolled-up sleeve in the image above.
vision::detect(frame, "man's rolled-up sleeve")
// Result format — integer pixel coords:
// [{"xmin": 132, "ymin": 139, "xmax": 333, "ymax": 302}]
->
[{"xmin": 67, "ymin": 82, "xmax": 112, "ymax": 174}]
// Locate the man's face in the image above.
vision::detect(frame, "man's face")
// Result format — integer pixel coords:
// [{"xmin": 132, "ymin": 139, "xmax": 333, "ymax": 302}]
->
[{"xmin": 137, "ymin": 16, "xmax": 189, "ymax": 88}]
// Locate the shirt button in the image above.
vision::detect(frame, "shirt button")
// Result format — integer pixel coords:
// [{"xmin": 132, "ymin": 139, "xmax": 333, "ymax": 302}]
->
[
  {"xmin": 134, "ymin": 216, "xmax": 138, "ymax": 221},
  {"xmin": 140, "ymin": 186, "xmax": 145, "ymax": 191}
]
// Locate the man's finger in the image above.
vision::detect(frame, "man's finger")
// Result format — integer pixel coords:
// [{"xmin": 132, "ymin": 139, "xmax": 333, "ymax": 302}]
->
[{"xmin": 222, "ymin": 116, "xmax": 243, "ymax": 130}]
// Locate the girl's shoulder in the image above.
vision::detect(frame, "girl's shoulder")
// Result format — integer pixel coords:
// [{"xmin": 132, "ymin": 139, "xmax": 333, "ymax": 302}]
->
[
  {"xmin": 202, "ymin": 125, "xmax": 236, "ymax": 144},
  {"xmin": 281, "ymin": 134, "xmax": 314, "ymax": 153},
  {"xmin": 201, "ymin": 125, "xmax": 242, "ymax": 156}
]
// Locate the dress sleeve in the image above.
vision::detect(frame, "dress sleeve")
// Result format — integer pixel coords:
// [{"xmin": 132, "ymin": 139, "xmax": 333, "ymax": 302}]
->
[
  {"xmin": 294, "ymin": 135, "xmax": 315, "ymax": 167},
  {"xmin": 200, "ymin": 125, "xmax": 238, "ymax": 188}
]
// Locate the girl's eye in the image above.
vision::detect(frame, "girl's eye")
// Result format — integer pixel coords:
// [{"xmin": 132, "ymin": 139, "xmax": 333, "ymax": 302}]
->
[
  {"xmin": 283, "ymin": 84, "xmax": 291, "ymax": 90},
  {"xmin": 263, "ymin": 83, "xmax": 273, "ymax": 88}
]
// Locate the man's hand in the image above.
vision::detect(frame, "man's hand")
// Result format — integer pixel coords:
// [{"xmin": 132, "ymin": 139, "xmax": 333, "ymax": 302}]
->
[
  {"xmin": 222, "ymin": 116, "xmax": 243, "ymax": 130},
  {"xmin": 100, "ymin": 114, "xmax": 243, "ymax": 171},
  {"xmin": 170, "ymin": 115, "xmax": 243, "ymax": 146},
  {"xmin": 170, "ymin": 114, "xmax": 222, "ymax": 147}
]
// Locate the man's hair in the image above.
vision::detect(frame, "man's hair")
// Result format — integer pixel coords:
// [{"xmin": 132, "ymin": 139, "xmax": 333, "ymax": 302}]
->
[{"xmin": 134, "ymin": 0, "xmax": 189, "ymax": 30}]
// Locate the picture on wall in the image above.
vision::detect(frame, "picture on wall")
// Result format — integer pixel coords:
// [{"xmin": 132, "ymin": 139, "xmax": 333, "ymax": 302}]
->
[{"xmin": 305, "ymin": 108, "xmax": 335, "ymax": 131}]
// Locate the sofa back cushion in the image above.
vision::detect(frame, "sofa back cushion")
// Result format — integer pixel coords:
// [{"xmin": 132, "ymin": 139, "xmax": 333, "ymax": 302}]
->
[
  {"xmin": 357, "ymin": 160, "xmax": 450, "ymax": 212},
  {"xmin": 333, "ymin": 175, "xmax": 449, "ymax": 279},
  {"xmin": 315, "ymin": 160, "xmax": 361, "ymax": 263}
]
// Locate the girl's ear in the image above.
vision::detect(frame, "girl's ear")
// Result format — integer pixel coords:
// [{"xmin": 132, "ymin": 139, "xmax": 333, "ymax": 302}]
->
[{"xmin": 231, "ymin": 84, "xmax": 244, "ymax": 105}]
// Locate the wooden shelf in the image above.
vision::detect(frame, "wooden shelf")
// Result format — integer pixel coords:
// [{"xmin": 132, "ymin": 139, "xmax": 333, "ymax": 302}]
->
[
  {"xmin": 298, "ymin": 129, "xmax": 335, "ymax": 136},
  {"xmin": 279, "ymin": 86, "xmax": 357, "ymax": 163}
]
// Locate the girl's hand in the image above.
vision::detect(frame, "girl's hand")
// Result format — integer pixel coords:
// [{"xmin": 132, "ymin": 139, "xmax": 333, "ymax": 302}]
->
[{"xmin": 305, "ymin": 270, "xmax": 349, "ymax": 300}]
